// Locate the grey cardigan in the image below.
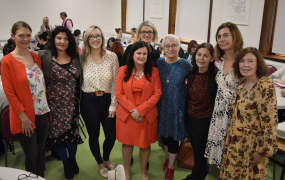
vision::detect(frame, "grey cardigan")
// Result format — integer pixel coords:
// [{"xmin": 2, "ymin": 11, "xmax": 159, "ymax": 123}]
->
[{"xmin": 38, "ymin": 50, "xmax": 83, "ymax": 100}]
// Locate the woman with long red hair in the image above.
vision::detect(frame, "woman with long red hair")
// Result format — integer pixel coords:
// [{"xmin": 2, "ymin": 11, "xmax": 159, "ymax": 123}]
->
[{"xmin": 110, "ymin": 41, "xmax": 124, "ymax": 67}]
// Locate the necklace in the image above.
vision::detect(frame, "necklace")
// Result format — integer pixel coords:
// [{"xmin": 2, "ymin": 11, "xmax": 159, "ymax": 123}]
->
[
  {"xmin": 165, "ymin": 57, "xmax": 179, "ymax": 83},
  {"xmin": 133, "ymin": 71, "xmax": 144, "ymax": 80}
]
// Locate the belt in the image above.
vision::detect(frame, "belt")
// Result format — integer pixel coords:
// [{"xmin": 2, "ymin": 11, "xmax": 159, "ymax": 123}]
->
[{"xmin": 91, "ymin": 91, "xmax": 106, "ymax": 96}]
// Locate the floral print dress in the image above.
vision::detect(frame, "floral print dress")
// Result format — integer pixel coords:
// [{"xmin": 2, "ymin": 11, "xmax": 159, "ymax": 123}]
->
[
  {"xmin": 26, "ymin": 63, "xmax": 50, "ymax": 115},
  {"xmin": 219, "ymin": 77, "xmax": 278, "ymax": 180},
  {"xmin": 204, "ymin": 60, "xmax": 240, "ymax": 167},
  {"xmin": 46, "ymin": 59, "xmax": 83, "ymax": 148}
]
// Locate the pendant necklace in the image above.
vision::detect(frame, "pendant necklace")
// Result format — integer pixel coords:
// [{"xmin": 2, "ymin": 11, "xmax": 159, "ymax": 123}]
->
[{"xmin": 165, "ymin": 57, "xmax": 179, "ymax": 83}]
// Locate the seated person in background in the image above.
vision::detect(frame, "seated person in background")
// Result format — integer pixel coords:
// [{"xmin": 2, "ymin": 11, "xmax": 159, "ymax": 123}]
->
[
  {"xmin": 73, "ymin": 29, "xmax": 81, "ymax": 46},
  {"xmin": 183, "ymin": 40, "xmax": 198, "ymax": 63},
  {"xmin": 3, "ymin": 38, "xmax": 16, "ymax": 56},
  {"xmin": 269, "ymin": 66, "xmax": 285, "ymax": 84},
  {"xmin": 110, "ymin": 41, "xmax": 124, "ymax": 67},
  {"xmin": 37, "ymin": 32, "xmax": 48, "ymax": 50},
  {"xmin": 157, "ymin": 39, "xmax": 163, "ymax": 54},
  {"xmin": 33, "ymin": 32, "xmax": 41, "ymax": 51},
  {"xmin": 115, "ymin": 28, "xmax": 128, "ymax": 45},
  {"xmin": 129, "ymin": 28, "xmax": 136, "ymax": 44},
  {"xmin": 106, "ymin": 37, "xmax": 115, "ymax": 50},
  {"xmin": 0, "ymin": 43, "xmax": 2, "ymax": 51}
]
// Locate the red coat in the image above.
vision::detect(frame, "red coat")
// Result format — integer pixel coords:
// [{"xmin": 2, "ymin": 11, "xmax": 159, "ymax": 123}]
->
[
  {"xmin": 115, "ymin": 65, "xmax": 162, "ymax": 148},
  {"xmin": 1, "ymin": 52, "xmax": 51, "ymax": 134}
]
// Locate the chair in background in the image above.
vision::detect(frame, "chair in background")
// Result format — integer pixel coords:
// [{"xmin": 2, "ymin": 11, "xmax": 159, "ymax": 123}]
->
[
  {"xmin": 268, "ymin": 65, "xmax": 277, "ymax": 76},
  {"xmin": 0, "ymin": 106, "xmax": 18, "ymax": 167}
]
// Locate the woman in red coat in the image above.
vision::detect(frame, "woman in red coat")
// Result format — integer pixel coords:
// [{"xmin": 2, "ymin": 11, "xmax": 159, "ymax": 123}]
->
[{"xmin": 115, "ymin": 41, "xmax": 162, "ymax": 180}]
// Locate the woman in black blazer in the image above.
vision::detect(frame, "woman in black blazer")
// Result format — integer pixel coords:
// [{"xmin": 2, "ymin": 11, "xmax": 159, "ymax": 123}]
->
[
  {"xmin": 183, "ymin": 43, "xmax": 218, "ymax": 180},
  {"xmin": 38, "ymin": 26, "xmax": 83, "ymax": 179}
]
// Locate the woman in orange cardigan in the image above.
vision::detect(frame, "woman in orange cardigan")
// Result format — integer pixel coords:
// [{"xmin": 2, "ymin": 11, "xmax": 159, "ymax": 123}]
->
[
  {"xmin": 115, "ymin": 41, "xmax": 162, "ymax": 180},
  {"xmin": 1, "ymin": 21, "xmax": 50, "ymax": 178}
]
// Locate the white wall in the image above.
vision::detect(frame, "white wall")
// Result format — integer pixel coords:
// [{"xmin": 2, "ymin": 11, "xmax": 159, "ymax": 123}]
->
[
  {"xmin": 144, "ymin": 0, "xmax": 169, "ymax": 41},
  {"xmin": 209, "ymin": 0, "xmax": 265, "ymax": 49},
  {"xmin": 0, "ymin": 0, "xmax": 121, "ymax": 40}
]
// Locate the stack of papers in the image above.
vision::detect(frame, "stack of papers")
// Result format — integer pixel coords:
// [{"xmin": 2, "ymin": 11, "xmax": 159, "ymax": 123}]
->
[{"xmin": 275, "ymin": 82, "xmax": 285, "ymax": 88}]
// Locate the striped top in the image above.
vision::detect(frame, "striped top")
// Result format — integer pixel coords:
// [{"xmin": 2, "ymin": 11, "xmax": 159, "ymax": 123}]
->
[{"xmin": 187, "ymin": 70, "xmax": 213, "ymax": 118}]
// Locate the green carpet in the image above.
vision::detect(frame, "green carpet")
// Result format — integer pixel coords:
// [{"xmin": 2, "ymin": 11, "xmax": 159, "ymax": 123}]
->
[{"xmin": 0, "ymin": 124, "xmax": 284, "ymax": 180}]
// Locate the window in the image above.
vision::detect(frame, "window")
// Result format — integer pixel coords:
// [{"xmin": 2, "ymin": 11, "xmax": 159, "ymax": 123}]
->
[
  {"xmin": 121, "ymin": 0, "xmax": 145, "ymax": 33},
  {"xmin": 168, "ymin": 0, "xmax": 213, "ymax": 44}
]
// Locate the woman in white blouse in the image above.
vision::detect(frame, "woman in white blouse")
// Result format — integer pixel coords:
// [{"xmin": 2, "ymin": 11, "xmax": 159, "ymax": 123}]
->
[{"xmin": 80, "ymin": 25, "xmax": 119, "ymax": 178}]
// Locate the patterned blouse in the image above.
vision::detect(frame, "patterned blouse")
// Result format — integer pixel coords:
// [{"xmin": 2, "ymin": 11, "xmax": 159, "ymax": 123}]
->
[
  {"xmin": 219, "ymin": 76, "xmax": 278, "ymax": 179},
  {"xmin": 82, "ymin": 51, "xmax": 119, "ymax": 111},
  {"xmin": 26, "ymin": 63, "xmax": 50, "ymax": 115}
]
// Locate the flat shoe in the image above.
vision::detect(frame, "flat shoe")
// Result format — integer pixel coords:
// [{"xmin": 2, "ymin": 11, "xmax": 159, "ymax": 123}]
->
[
  {"xmin": 99, "ymin": 167, "xmax": 108, "ymax": 178},
  {"xmin": 142, "ymin": 176, "xmax": 149, "ymax": 180},
  {"xmin": 104, "ymin": 162, "xmax": 117, "ymax": 170}
]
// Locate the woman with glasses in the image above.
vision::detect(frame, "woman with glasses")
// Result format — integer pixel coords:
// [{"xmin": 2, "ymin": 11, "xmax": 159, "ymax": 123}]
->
[
  {"xmin": 183, "ymin": 40, "xmax": 198, "ymax": 63},
  {"xmin": 122, "ymin": 21, "xmax": 160, "ymax": 67},
  {"xmin": 80, "ymin": 25, "xmax": 119, "ymax": 179},
  {"xmin": 157, "ymin": 34, "xmax": 192, "ymax": 180},
  {"xmin": 38, "ymin": 26, "xmax": 83, "ymax": 179}
]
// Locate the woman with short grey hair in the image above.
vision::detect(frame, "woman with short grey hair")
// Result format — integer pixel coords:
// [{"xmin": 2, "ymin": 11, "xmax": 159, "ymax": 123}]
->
[{"xmin": 157, "ymin": 34, "xmax": 192, "ymax": 180}]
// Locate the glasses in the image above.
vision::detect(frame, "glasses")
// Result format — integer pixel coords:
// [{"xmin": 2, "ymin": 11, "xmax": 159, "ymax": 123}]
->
[
  {"xmin": 18, "ymin": 173, "xmax": 38, "ymax": 180},
  {"xmin": 88, "ymin": 35, "xmax": 102, "ymax": 40},
  {"xmin": 139, "ymin": 31, "xmax": 154, "ymax": 35},
  {"xmin": 164, "ymin": 44, "xmax": 178, "ymax": 50}
]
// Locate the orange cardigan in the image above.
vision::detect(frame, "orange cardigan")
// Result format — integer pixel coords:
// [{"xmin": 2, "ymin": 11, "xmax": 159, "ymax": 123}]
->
[
  {"xmin": 1, "ymin": 52, "xmax": 50, "ymax": 134},
  {"xmin": 115, "ymin": 66, "xmax": 162, "ymax": 124}
]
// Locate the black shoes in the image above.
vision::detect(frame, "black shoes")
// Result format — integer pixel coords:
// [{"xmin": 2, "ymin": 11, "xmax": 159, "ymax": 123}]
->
[
  {"xmin": 63, "ymin": 159, "xmax": 74, "ymax": 179},
  {"xmin": 69, "ymin": 157, "xmax": 79, "ymax": 174}
]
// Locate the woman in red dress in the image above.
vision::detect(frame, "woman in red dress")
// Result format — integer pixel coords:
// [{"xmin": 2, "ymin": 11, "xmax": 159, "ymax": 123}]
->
[{"xmin": 115, "ymin": 41, "xmax": 162, "ymax": 180}]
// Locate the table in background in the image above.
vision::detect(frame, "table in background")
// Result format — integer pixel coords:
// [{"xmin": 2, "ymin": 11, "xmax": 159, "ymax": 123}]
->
[{"xmin": 0, "ymin": 167, "xmax": 46, "ymax": 180}]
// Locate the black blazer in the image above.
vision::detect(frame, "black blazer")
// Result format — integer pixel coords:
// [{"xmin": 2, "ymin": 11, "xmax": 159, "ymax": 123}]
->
[
  {"xmin": 38, "ymin": 50, "xmax": 83, "ymax": 100},
  {"xmin": 122, "ymin": 44, "xmax": 160, "ymax": 67},
  {"xmin": 184, "ymin": 68, "xmax": 218, "ymax": 124}
]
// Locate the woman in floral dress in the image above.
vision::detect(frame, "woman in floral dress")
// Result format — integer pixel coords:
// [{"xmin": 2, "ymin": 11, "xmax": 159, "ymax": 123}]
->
[
  {"xmin": 38, "ymin": 26, "xmax": 83, "ymax": 179},
  {"xmin": 219, "ymin": 47, "xmax": 278, "ymax": 179},
  {"xmin": 204, "ymin": 22, "xmax": 244, "ymax": 168}
]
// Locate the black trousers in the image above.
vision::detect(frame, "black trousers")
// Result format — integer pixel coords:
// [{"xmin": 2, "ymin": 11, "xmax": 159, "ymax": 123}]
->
[
  {"xmin": 15, "ymin": 113, "xmax": 49, "ymax": 178},
  {"xmin": 80, "ymin": 92, "xmax": 116, "ymax": 165},
  {"xmin": 185, "ymin": 116, "xmax": 211, "ymax": 180},
  {"xmin": 163, "ymin": 136, "xmax": 179, "ymax": 154}
]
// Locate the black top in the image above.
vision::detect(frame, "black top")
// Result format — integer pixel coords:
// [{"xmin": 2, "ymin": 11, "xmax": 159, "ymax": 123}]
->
[
  {"xmin": 178, "ymin": 47, "xmax": 184, "ymax": 58},
  {"xmin": 117, "ymin": 54, "xmax": 124, "ymax": 67},
  {"xmin": 184, "ymin": 68, "xmax": 218, "ymax": 124},
  {"xmin": 122, "ymin": 44, "xmax": 160, "ymax": 67}
]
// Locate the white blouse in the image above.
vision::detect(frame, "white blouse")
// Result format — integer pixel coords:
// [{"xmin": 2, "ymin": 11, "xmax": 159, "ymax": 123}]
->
[
  {"xmin": 82, "ymin": 50, "xmax": 119, "ymax": 111},
  {"xmin": 26, "ymin": 63, "xmax": 50, "ymax": 115}
]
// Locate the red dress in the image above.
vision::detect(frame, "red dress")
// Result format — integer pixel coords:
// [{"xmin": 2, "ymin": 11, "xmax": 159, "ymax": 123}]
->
[{"xmin": 116, "ymin": 75, "xmax": 158, "ymax": 148}]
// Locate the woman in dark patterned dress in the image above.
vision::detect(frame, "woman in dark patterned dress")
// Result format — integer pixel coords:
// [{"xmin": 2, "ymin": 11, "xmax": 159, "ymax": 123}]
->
[{"xmin": 38, "ymin": 26, "xmax": 83, "ymax": 179}]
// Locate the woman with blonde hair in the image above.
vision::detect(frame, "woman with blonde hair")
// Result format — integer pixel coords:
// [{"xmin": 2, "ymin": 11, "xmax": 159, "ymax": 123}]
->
[
  {"xmin": 204, "ymin": 22, "xmax": 244, "ymax": 168},
  {"xmin": 122, "ymin": 21, "xmax": 160, "ymax": 67},
  {"xmin": 40, "ymin": 16, "xmax": 53, "ymax": 34},
  {"xmin": 80, "ymin": 25, "xmax": 119, "ymax": 178}
]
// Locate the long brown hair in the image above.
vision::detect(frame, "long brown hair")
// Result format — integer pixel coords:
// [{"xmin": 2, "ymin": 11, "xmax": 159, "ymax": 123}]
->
[
  {"xmin": 11, "ymin": 21, "xmax": 32, "ymax": 35},
  {"xmin": 187, "ymin": 40, "xmax": 198, "ymax": 54},
  {"xmin": 214, "ymin": 22, "xmax": 243, "ymax": 61}
]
